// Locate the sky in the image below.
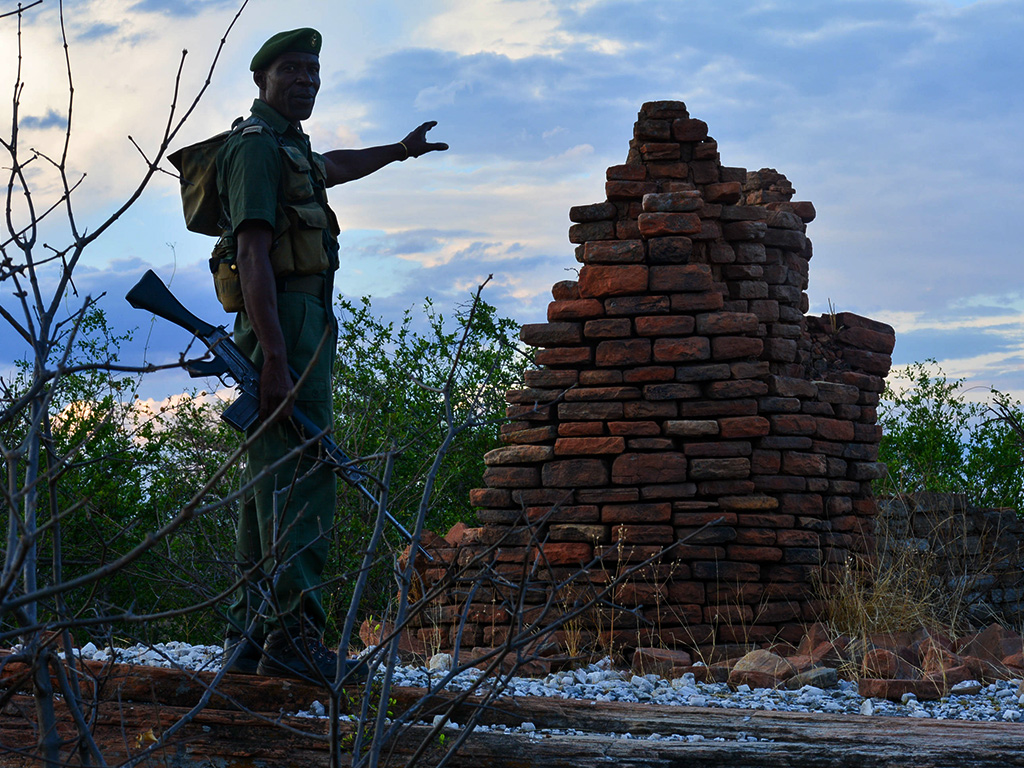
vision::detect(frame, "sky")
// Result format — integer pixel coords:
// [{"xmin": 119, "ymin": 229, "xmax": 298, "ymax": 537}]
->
[{"xmin": 1, "ymin": 0, "xmax": 1023, "ymax": 405}]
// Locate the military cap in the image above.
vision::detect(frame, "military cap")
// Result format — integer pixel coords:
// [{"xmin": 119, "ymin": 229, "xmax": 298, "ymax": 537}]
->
[{"xmin": 250, "ymin": 28, "xmax": 322, "ymax": 72}]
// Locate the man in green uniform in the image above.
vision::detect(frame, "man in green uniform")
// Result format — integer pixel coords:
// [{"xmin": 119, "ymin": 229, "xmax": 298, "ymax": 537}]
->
[{"xmin": 218, "ymin": 28, "xmax": 447, "ymax": 682}]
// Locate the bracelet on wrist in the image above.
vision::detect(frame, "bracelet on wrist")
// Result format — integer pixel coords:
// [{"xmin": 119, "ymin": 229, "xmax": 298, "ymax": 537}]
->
[{"xmin": 399, "ymin": 141, "xmax": 410, "ymax": 161}]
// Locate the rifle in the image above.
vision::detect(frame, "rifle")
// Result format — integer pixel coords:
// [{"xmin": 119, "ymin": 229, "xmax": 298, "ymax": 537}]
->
[{"xmin": 125, "ymin": 269, "xmax": 432, "ymax": 561}]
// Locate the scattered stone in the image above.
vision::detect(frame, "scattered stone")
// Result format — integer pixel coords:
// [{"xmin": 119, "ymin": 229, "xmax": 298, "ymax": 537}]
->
[
  {"xmin": 428, "ymin": 653, "xmax": 453, "ymax": 672},
  {"xmin": 728, "ymin": 649, "xmax": 794, "ymax": 689},
  {"xmin": 785, "ymin": 666, "xmax": 838, "ymax": 690}
]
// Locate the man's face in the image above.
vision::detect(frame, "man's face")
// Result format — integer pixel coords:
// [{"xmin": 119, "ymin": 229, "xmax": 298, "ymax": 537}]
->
[{"xmin": 256, "ymin": 52, "xmax": 320, "ymax": 125}]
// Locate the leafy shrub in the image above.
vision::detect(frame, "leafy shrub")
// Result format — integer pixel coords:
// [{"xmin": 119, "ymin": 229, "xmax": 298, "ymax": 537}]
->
[{"xmin": 877, "ymin": 359, "xmax": 1024, "ymax": 511}]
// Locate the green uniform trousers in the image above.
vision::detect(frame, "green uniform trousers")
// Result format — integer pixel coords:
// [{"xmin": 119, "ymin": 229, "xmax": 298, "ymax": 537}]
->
[{"xmin": 226, "ymin": 286, "xmax": 337, "ymax": 639}]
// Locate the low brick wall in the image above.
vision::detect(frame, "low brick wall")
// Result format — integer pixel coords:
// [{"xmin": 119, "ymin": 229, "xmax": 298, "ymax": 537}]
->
[
  {"xmin": 410, "ymin": 101, "xmax": 896, "ymax": 662},
  {"xmin": 877, "ymin": 493, "xmax": 1024, "ymax": 627}
]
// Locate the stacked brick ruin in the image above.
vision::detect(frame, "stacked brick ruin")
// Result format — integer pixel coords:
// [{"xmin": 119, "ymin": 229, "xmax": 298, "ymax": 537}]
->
[{"xmin": 416, "ymin": 101, "xmax": 896, "ymax": 661}]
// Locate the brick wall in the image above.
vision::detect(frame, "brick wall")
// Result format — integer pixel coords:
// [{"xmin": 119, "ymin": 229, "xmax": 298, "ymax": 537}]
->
[
  {"xmin": 877, "ymin": 493, "xmax": 1024, "ymax": 627},
  {"xmin": 410, "ymin": 101, "xmax": 896, "ymax": 662}
]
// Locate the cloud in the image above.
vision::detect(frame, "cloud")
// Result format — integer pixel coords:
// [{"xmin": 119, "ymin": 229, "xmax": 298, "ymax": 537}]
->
[
  {"xmin": 414, "ymin": 80, "xmax": 470, "ymax": 110},
  {"xmin": 128, "ymin": 0, "xmax": 237, "ymax": 17},
  {"xmin": 19, "ymin": 108, "xmax": 66, "ymax": 130}
]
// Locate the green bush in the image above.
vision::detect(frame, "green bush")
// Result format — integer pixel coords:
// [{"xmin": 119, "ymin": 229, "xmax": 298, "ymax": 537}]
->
[{"xmin": 877, "ymin": 359, "xmax": 1024, "ymax": 511}]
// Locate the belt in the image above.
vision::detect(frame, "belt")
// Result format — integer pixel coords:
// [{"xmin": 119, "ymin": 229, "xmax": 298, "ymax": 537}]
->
[{"xmin": 276, "ymin": 273, "xmax": 327, "ymax": 296}]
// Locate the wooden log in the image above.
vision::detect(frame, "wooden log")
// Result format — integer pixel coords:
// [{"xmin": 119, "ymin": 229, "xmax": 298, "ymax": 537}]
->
[
  {"xmin": 3, "ymin": 654, "xmax": 1024, "ymax": 767},
  {"xmin": 2, "ymin": 694, "xmax": 1024, "ymax": 768}
]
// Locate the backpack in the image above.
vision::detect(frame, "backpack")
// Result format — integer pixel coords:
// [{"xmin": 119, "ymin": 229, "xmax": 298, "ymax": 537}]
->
[{"xmin": 167, "ymin": 116, "xmax": 267, "ymax": 236}]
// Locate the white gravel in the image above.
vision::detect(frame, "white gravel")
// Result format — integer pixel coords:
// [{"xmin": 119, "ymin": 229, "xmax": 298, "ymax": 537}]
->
[{"xmin": 61, "ymin": 642, "xmax": 1024, "ymax": 739}]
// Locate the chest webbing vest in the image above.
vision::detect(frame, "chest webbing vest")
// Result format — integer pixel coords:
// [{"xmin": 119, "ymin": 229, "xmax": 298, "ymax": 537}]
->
[{"xmin": 170, "ymin": 116, "xmax": 340, "ymax": 312}]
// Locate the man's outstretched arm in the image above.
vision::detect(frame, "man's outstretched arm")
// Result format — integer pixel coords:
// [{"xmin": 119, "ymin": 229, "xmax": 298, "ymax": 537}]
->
[{"xmin": 322, "ymin": 121, "xmax": 448, "ymax": 187}]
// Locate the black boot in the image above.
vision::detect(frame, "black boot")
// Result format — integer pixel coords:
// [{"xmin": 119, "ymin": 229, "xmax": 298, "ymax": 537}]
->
[
  {"xmin": 256, "ymin": 628, "xmax": 368, "ymax": 684},
  {"xmin": 222, "ymin": 634, "xmax": 262, "ymax": 675}
]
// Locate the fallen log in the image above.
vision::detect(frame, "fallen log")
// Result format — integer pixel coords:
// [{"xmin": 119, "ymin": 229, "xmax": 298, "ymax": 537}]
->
[
  {"xmin": 2, "ymin": 693, "xmax": 1023, "ymax": 768},
  {"xmin": 3, "ymin": 653, "xmax": 1024, "ymax": 767}
]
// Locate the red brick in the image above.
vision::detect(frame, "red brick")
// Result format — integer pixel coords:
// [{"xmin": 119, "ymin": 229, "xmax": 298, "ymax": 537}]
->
[
  {"xmin": 606, "ymin": 180, "xmax": 658, "ymax": 200},
  {"xmin": 707, "ymin": 380, "xmax": 769, "ymax": 399},
  {"xmin": 697, "ymin": 480, "xmax": 755, "ymax": 495},
  {"xmin": 509, "ymin": 489, "xmax": 568, "ymax": 507},
  {"xmin": 647, "ymin": 162, "xmax": 690, "ymax": 179},
  {"xmin": 583, "ymin": 239, "xmax": 645, "ymax": 264},
  {"xmin": 689, "ymin": 457, "xmax": 750, "ymax": 479},
  {"xmin": 712, "ymin": 336, "xmax": 764, "ymax": 359},
  {"xmin": 555, "ymin": 437, "xmax": 626, "ymax": 455},
  {"xmin": 569, "ymin": 201, "xmax": 617, "ymax": 223},
  {"xmin": 718, "ymin": 416, "xmax": 770, "ymax": 438},
  {"xmin": 557, "ymin": 402, "xmax": 624, "ymax": 420},
  {"xmin": 549, "ymin": 524, "xmax": 608, "ymax": 543},
  {"xmin": 649, "ymin": 264, "xmax": 713, "ymax": 292},
  {"xmin": 771, "ymin": 414, "xmax": 817, "ymax": 435},
  {"xmin": 663, "ymin": 581, "xmax": 705, "ymax": 604},
  {"xmin": 602, "ymin": 502, "xmax": 672, "ymax": 523},
  {"xmin": 542, "ymin": 459, "xmax": 609, "ymax": 487},
  {"xmin": 782, "ymin": 452, "xmax": 827, "ymax": 476},
  {"xmin": 577, "ymin": 487, "xmax": 639, "ymax": 503},
  {"xmin": 776, "ymin": 529, "xmax": 820, "ymax": 547},
  {"xmin": 618, "ymin": 367, "xmax": 672, "ymax": 386},
  {"xmin": 526, "ymin": 505, "xmax": 599, "ymax": 523},
  {"xmin": 469, "ymin": 488, "xmax": 512, "ymax": 508},
  {"xmin": 670, "ymin": 291, "xmax": 725, "ymax": 312},
  {"xmin": 569, "ymin": 221, "xmax": 615, "ymax": 243},
  {"xmin": 779, "ymin": 494, "xmax": 824, "ymax": 516},
  {"xmin": 534, "ymin": 347, "xmax": 592, "ymax": 366},
  {"xmin": 612, "ymin": 453, "xmax": 688, "ymax": 484},
  {"xmin": 484, "ymin": 445, "xmax": 554, "ymax": 465},
  {"xmin": 732, "ymin": 528, "xmax": 776, "ymax": 545},
  {"xmin": 638, "ymin": 212, "xmax": 702, "ymax": 237},
  {"xmin": 727, "ymin": 545, "xmax": 783, "ymax": 562},
  {"xmin": 584, "ymin": 318, "xmax": 631, "ymax": 338},
  {"xmin": 520, "ymin": 322, "xmax": 582, "ymax": 347},
  {"xmin": 639, "ymin": 142, "xmax": 681, "ymax": 161},
  {"xmin": 642, "ymin": 483, "xmax": 698, "ymax": 499},
  {"xmin": 579, "ymin": 370, "xmax": 624, "ymax": 386},
  {"xmin": 606, "ymin": 163, "xmax": 647, "ymax": 181},
  {"xmin": 816, "ymin": 418, "xmax": 856, "ymax": 441},
  {"xmin": 612, "ymin": 524, "xmax": 675, "ymax": 545},
  {"xmin": 696, "ymin": 312, "xmax": 759, "ymax": 335},
  {"xmin": 705, "ymin": 181, "xmax": 742, "ymax": 204},
  {"xmin": 565, "ymin": 386, "xmax": 641, "ymax": 402},
  {"xmin": 679, "ymin": 400, "xmax": 758, "ymax": 418},
  {"xmin": 648, "ymin": 236, "xmax": 694, "ymax": 263},
  {"xmin": 628, "ymin": 437, "xmax": 673, "ymax": 450},
  {"xmin": 755, "ymin": 475, "xmax": 807, "ymax": 493},
  {"xmin": 596, "ymin": 339, "xmax": 652, "ymax": 366},
  {"xmin": 664, "ymin": 419, "xmax": 718, "ymax": 437},
  {"xmin": 670, "ymin": 544, "xmax": 727, "ymax": 560},
  {"xmin": 483, "ymin": 466, "xmax": 541, "ymax": 488},
  {"xmin": 635, "ymin": 315, "xmax": 696, "ymax": 336},
  {"xmin": 653, "ymin": 337, "xmax": 711, "ymax": 363},
  {"xmin": 605, "ymin": 296, "xmax": 671, "ymax": 315},
  {"xmin": 642, "ymin": 191, "xmax": 702, "ymax": 213},
  {"xmin": 608, "ymin": 421, "xmax": 661, "ymax": 436},
  {"xmin": 537, "ymin": 542, "xmax": 592, "ymax": 565},
  {"xmin": 578, "ymin": 265, "xmax": 649, "ymax": 298},
  {"xmin": 644, "ymin": 382, "xmax": 701, "ymax": 400},
  {"xmin": 558, "ymin": 421, "xmax": 604, "ymax": 436},
  {"xmin": 547, "ymin": 299, "xmax": 605, "ymax": 322},
  {"xmin": 551, "ymin": 280, "xmax": 580, "ymax": 300},
  {"xmin": 624, "ymin": 401, "xmax": 678, "ymax": 419},
  {"xmin": 672, "ymin": 118, "xmax": 708, "ymax": 141}
]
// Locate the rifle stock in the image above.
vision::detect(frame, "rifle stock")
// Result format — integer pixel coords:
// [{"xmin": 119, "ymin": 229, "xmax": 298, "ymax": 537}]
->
[{"xmin": 125, "ymin": 269, "xmax": 430, "ymax": 560}]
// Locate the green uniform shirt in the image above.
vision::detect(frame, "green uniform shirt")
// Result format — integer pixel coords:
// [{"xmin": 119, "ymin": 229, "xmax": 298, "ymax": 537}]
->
[{"xmin": 216, "ymin": 98, "xmax": 338, "ymax": 260}]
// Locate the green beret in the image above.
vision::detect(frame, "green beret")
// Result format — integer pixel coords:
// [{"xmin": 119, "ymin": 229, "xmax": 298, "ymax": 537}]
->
[{"xmin": 250, "ymin": 28, "xmax": 322, "ymax": 72}]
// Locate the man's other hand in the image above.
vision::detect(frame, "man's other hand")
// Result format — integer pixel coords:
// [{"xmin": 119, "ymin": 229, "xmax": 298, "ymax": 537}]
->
[{"xmin": 402, "ymin": 121, "xmax": 448, "ymax": 158}]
